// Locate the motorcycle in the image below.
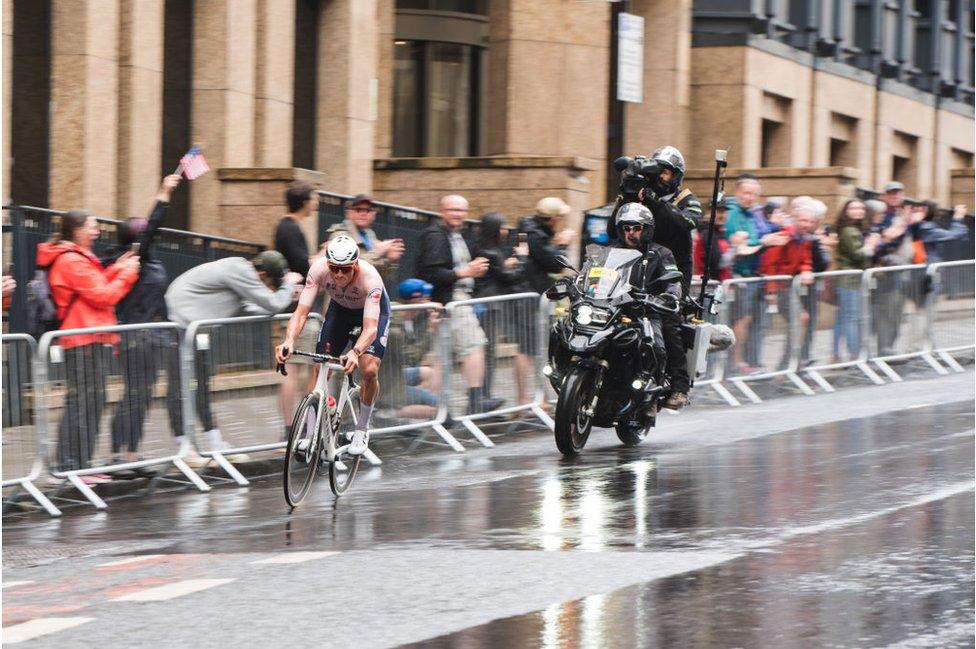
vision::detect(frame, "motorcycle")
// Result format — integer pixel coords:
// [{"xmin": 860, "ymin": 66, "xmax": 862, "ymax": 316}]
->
[{"xmin": 543, "ymin": 244, "xmax": 684, "ymax": 456}]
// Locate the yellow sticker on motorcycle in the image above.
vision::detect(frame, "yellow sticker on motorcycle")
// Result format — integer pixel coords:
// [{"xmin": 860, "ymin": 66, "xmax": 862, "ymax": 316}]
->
[{"xmin": 585, "ymin": 267, "xmax": 619, "ymax": 296}]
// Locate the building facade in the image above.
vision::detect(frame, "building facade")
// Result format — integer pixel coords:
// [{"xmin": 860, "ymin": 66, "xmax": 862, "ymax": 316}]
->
[{"xmin": 3, "ymin": 0, "xmax": 974, "ymax": 244}]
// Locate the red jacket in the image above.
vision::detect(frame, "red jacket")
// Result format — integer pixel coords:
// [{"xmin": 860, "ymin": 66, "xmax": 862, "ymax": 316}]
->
[
  {"xmin": 758, "ymin": 227, "xmax": 813, "ymax": 293},
  {"xmin": 36, "ymin": 241, "xmax": 139, "ymax": 349},
  {"xmin": 693, "ymin": 228, "xmax": 732, "ymax": 282}
]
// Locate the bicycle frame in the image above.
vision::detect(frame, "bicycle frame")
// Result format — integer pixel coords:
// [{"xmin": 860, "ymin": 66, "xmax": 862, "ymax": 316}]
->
[{"xmin": 309, "ymin": 360, "xmax": 358, "ymax": 464}]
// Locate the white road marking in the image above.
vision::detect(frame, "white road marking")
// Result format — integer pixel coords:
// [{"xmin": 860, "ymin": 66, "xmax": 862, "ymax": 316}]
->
[
  {"xmin": 3, "ymin": 617, "xmax": 94, "ymax": 643},
  {"xmin": 96, "ymin": 554, "xmax": 165, "ymax": 567},
  {"xmin": 2, "ymin": 581, "xmax": 35, "ymax": 590},
  {"xmin": 250, "ymin": 551, "xmax": 339, "ymax": 565},
  {"xmin": 112, "ymin": 578, "xmax": 235, "ymax": 602}
]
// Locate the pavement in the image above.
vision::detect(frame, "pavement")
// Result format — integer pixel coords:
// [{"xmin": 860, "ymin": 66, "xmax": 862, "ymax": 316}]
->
[{"xmin": 2, "ymin": 368, "xmax": 973, "ymax": 647}]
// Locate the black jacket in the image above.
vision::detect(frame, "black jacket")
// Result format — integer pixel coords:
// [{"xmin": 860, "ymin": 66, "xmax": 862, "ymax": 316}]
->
[
  {"xmin": 416, "ymin": 222, "xmax": 475, "ymax": 305},
  {"xmin": 474, "ymin": 245, "xmax": 530, "ymax": 298},
  {"xmin": 274, "ymin": 217, "xmax": 311, "ymax": 278},
  {"xmin": 101, "ymin": 200, "xmax": 170, "ymax": 324},
  {"xmin": 625, "ymin": 242, "xmax": 683, "ymax": 301},
  {"xmin": 518, "ymin": 216, "xmax": 568, "ymax": 294},
  {"xmin": 608, "ymin": 189, "xmax": 702, "ymax": 295}
]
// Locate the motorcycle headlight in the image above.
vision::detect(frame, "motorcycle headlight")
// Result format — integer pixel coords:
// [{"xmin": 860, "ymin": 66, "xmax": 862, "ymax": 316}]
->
[{"xmin": 575, "ymin": 305, "xmax": 593, "ymax": 325}]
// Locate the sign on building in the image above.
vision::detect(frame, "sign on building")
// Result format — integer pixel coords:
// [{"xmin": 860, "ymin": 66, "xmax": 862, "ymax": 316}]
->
[{"xmin": 617, "ymin": 12, "xmax": 644, "ymax": 104}]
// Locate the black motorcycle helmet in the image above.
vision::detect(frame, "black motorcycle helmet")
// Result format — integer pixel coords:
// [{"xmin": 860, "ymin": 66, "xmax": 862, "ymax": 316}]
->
[
  {"xmin": 649, "ymin": 145, "xmax": 686, "ymax": 196},
  {"xmin": 615, "ymin": 202, "xmax": 655, "ymax": 246}
]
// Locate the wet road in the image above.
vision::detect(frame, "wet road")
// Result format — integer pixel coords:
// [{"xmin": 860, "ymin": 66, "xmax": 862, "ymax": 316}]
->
[{"xmin": 3, "ymin": 371, "xmax": 974, "ymax": 648}]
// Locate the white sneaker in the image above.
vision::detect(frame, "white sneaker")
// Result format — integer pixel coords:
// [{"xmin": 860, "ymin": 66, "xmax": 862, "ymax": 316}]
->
[
  {"xmin": 175, "ymin": 436, "xmax": 209, "ymax": 468},
  {"xmin": 205, "ymin": 429, "xmax": 249, "ymax": 463},
  {"xmin": 346, "ymin": 430, "xmax": 369, "ymax": 456}
]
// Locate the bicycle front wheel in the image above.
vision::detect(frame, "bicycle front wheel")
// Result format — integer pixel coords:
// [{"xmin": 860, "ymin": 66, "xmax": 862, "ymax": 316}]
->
[
  {"xmin": 328, "ymin": 414, "xmax": 362, "ymax": 497},
  {"xmin": 284, "ymin": 393, "xmax": 321, "ymax": 508}
]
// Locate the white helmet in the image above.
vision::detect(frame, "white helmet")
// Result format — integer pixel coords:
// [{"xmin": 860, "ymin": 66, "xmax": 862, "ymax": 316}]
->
[{"xmin": 326, "ymin": 235, "xmax": 360, "ymax": 266}]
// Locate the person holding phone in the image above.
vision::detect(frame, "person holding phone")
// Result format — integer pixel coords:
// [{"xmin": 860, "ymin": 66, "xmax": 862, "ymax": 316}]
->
[
  {"xmin": 324, "ymin": 193, "xmax": 404, "ymax": 287},
  {"xmin": 474, "ymin": 213, "xmax": 534, "ymax": 406},
  {"xmin": 100, "ymin": 174, "xmax": 184, "ymax": 473}
]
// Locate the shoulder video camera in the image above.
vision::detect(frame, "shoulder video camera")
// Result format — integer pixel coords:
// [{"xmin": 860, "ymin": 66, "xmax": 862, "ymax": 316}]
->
[{"xmin": 613, "ymin": 155, "xmax": 663, "ymax": 203}]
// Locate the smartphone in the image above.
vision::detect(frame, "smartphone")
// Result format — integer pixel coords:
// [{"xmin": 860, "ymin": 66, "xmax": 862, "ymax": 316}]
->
[
  {"xmin": 517, "ymin": 233, "xmax": 528, "ymax": 246},
  {"xmin": 130, "ymin": 242, "xmax": 141, "ymax": 256}
]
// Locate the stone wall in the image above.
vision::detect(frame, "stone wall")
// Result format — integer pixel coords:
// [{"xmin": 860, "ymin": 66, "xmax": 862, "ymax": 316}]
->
[
  {"xmin": 216, "ymin": 167, "xmax": 325, "ymax": 248},
  {"xmin": 950, "ymin": 169, "xmax": 975, "ymax": 212},
  {"xmin": 373, "ymin": 156, "xmax": 599, "ymax": 228},
  {"xmin": 682, "ymin": 166, "xmax": 860, "ymax": 220}
]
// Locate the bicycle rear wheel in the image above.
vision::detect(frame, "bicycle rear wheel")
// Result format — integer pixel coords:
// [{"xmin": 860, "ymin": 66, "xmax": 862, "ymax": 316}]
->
[
  {"xmin": 284, "ymin": 394, "xmax": 321, "ymax": 508},
  {"xmin": 328, "ymin": 412, "xmax": 362, "ymax": 497}
]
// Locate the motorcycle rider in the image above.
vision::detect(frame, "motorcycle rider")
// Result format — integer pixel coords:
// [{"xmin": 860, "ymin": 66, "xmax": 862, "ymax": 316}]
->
[
  {"xmin": 613, "ymin": 203, "xmax": 686, "ymax": 410},
  {"xmin": 609, "ymin": 146, "xmax": 699, "ymax": 410}
]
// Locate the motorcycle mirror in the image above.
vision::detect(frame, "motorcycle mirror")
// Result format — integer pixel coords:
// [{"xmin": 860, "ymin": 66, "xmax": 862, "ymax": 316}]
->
[
  {"xmin": 613, "ymin": 156, "xmax": 633, "ymax": 172},
  {"xmin": 554, "ymin": 255, "xmax": 577, "ymax": 272}
]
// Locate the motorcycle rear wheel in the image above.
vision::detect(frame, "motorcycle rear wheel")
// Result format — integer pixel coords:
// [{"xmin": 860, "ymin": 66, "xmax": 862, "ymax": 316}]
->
[{"xmin": 553, "ymin": 367, "xmax": 596, "ymax": 456}]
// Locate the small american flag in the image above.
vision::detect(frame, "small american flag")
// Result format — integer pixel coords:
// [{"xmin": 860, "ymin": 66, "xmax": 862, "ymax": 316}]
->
[{"xmin": 179, "ymin": 146, "xmax": 211, "ymax": 180}]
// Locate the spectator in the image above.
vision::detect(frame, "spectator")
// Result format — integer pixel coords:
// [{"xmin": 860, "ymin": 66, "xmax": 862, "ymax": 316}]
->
[
  {"xmin": 36, "ymin": 210, "xmax": 140, "ymax": 482},
  {"xmin": 519, "ymin": 197, "xmax": 576, "ymax": 294},
  {"xmin": 2, "ymin": 275, "xmax": 15, "ymax": 312},
  {"xmin": 416, "ymin": 194, "xmax": 501, "ymax": 414},
  {"xmin": 832, "ymin": 199, "xmax": 881, "ymax": 362},
  {"xmin": 725, "ymin": 175, "xmax": 788, "ymax": 373},
  {"xmin": 911, "ymin": 201, "xmax": 970, "ymax": 264},
  {"xmin": 693, "ymin": 198, "xmax": 733, "ymax": 282},
  {"xmin": 326, "ymin": 193, "xmax": 404, "ymax": 287},
  {"xmin": 869, "ymin": 182, "xmax": 916, "ymax": 356},
  {"xmin": 379, "ymin": 279, "xmax": 443, "ymax": 420},
  {"xmin": 274, "ymin": 180, "xmax": 322, "ymax": 434},
  {"xmin": 474, "ymin": 212, "xmax": 534, "ymax": 407},
  {"xmin": 102, "ymin": 174, "xmax": 183, "ymax": 475},
  {"xmin": 794, "ymin": 197, "xmax": 834, "ymax": 365},
  {"xmin": 166, "ymin": 251, "xmax": 302, "ymax": 462},
  {"xmin": 759, "ymin": 203, "xmax": 816, "ymax": 369}
]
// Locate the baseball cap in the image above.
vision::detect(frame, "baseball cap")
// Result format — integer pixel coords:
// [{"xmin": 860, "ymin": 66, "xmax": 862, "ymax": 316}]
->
[
  {"xmin": 253, "ymin": 250, "xmax": 289, "ymax": 287},
  {"xmin": 883, "ymin": 181, "xmax": 905, "ymax": 193},
  {"xmin": 398, "ymin": 278, "xmax": 433, "ymax": 301},
  {"xmin": 349, "ymin": 193, "xmax": 374, "ymax": 207},
  {"xmin": 536, "ymin": 196, "xmax": 571, "ymax": 217}
]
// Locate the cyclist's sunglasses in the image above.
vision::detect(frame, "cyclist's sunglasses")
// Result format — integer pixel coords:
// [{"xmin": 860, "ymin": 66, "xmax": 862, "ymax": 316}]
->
[
  {"xmin": 328, "ymin": 264, "xmax": 355, "ymax": 275},
  {"xmin": 622, "ymin": 224, "xmax": 644, "ymax": 232}
]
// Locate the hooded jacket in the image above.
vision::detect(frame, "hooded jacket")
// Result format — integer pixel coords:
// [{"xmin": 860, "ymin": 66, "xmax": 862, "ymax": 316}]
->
[{"xmin": 36, "ymin": 241, "xmax": 139, "ymax": 349}]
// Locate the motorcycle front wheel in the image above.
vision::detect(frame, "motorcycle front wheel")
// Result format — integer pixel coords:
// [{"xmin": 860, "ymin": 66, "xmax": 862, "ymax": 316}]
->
[
  {"xmin": 553, "ymin": 366, "xmax": 596, "ymax": 456},
  {"xmin": 615, "ymin": 417, "xmax": 652, "ymax": 447}
]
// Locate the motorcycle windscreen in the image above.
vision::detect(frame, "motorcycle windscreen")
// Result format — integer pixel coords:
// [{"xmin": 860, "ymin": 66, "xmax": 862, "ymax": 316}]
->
[{"xmin": 578, "ymin": 244, "xmax": 643, "ymax": 300}]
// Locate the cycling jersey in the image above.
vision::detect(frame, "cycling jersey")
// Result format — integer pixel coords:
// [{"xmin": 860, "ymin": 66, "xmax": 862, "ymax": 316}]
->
[
  {"xmin": 300, "ymin": 258, "xmax": 385, "ymax": 321},
  {"xmin": 300, "ymin": 258, "xmax": 391, "ymax": 359}
]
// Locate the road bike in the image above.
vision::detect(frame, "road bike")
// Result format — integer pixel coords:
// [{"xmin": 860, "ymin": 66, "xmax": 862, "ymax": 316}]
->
[{"xmin": 277, "ymin": 349, "xmax": 362, "ymax": 507}]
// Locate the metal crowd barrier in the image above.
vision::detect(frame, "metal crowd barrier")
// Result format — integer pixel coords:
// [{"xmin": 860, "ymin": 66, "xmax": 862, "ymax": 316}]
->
[
  {"xmin": 720, "ymin": 275, "xmax": 814, "ymax": 402},
  {"xmin": 688, "ymin": 278, "xmax": 741, "ymax": 407},
  {"xmin": 444, "ymin": 293, "xmax": 551, "ymax": 444},
  {"xmin": 926, "ymin": 259, "xmax": 975, "ymax": 372},
  {"xmin": 35, "ymin": 323, "xmax": 209, "ymax": 511},
  {"xmin": 2, "ymin": 334, "xmax": 60, "ymax": 516},
  {"xmin": 180, "ymin": 313, "xmax": 353, "ymax": 486},
  {"xmin": 798, "ymin": 270, "xmax": 886, "ymax": 392},
  {"xmin": 862, "ymin": 264, "xmax": 943, "ymax": 381},
  {"xmin": 374, "ymin": 302, "xmax": 465, "ymax": 453}
]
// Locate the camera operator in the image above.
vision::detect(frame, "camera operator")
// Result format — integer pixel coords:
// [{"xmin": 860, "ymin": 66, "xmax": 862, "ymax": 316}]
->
[
  {"xmin": 608, "ymin": 146, "xmax": 703, "ymax": 297},
  {"xmin": 608, "ymin": 146, "xmax": 701, "ymax": 410}
]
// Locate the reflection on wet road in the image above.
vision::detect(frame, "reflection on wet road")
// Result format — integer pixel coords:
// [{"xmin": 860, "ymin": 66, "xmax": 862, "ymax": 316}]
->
[{"xmin": 3, "ymin": 385, "xmax": 973, "ymax": 648}]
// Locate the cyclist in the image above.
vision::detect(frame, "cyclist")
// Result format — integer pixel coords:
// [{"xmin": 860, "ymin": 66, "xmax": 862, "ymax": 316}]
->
[{"xmin": 275, "ymin": 235, "xmax": 391, "ymax": 456}]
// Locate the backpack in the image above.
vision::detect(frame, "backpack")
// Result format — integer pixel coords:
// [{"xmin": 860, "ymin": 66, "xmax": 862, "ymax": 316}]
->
[{"xmin": 26, "ymin": 250, "xmax": 82, "ymax": 339}]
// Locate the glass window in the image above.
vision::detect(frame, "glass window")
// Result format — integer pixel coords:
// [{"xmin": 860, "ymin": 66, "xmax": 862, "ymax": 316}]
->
[
  {"xmin": 393, "ymin": 41, "xmax": 424, "ymax": 157},
  {"xmin": 393, "ymin": 40, "xmax": 482, "ymax": 157},
  {"xmin": 396, "ymin": 0, "xmax": 487, "ymax": 14}
]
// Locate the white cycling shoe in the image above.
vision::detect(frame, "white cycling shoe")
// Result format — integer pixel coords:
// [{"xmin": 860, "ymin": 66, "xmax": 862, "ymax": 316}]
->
[{"xmin": 346, "ymin": 430, "xmax": 369, "ymax": 456}]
